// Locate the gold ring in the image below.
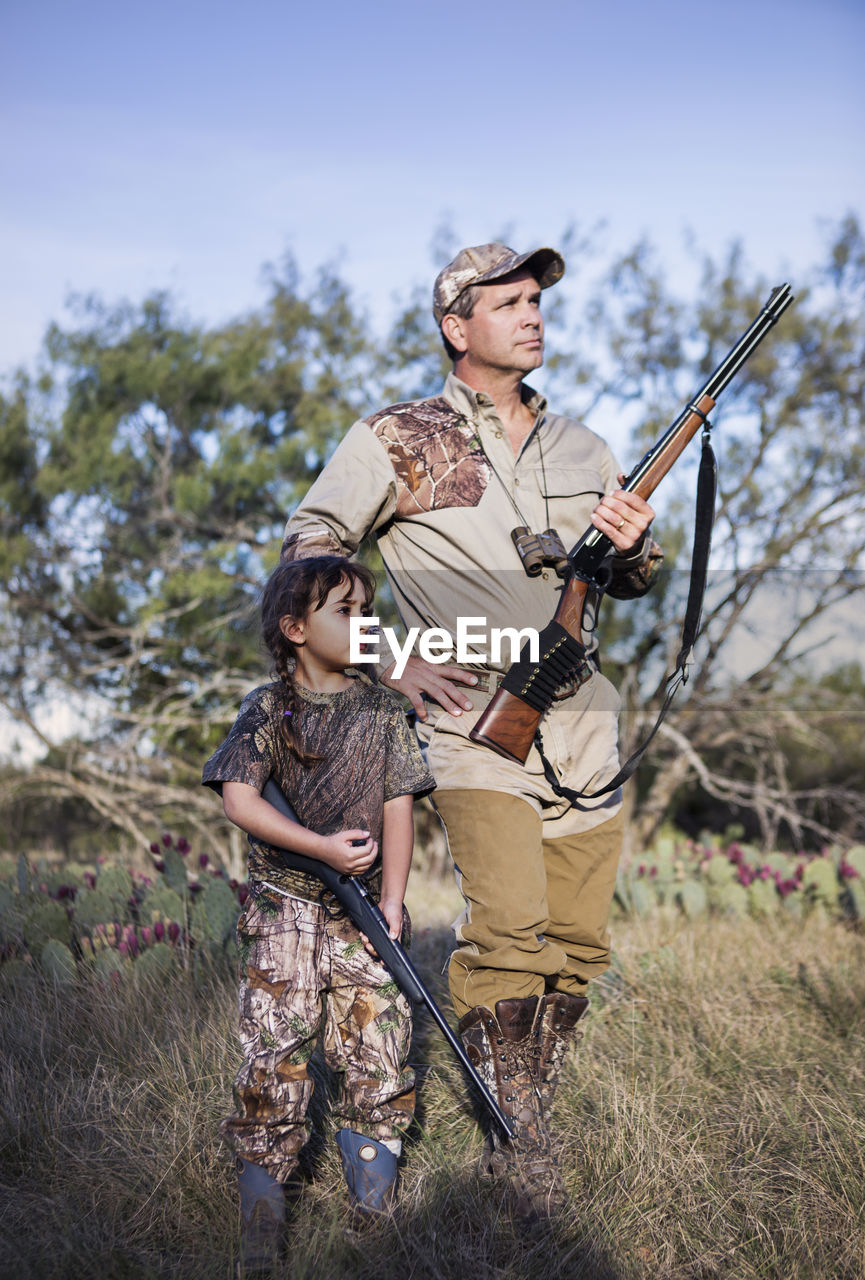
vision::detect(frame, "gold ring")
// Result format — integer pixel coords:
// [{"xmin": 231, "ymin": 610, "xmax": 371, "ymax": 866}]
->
[{"xmin": 617, "ymin": 518, "xmax": 626, "ymax": 530}]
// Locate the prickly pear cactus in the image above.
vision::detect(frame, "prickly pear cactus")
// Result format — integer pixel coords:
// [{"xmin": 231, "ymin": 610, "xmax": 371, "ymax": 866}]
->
[
  {"xmin": 709, "ymin": 882, "xmax": 749, "ymax": 917},
  {"xmin": 23, "ymin": 898, "xmax": 72, "ymax": 957},
  {"xmin": 96, "ymin": 864, "xmax": 134, "ymax": 909},
  {"xmin": 133, "ymin": 942, "xmax": 176, "ymax": 983},
  {"xmin": 676, "ymin": 880, "xmax": 707, "ymax": 918},
  {"xmin": 802, "ymin": 858, "xmax": 838, "ymax": 908},
  {"xmin": 160, "ymin": 848, "xmax": 189, "ymax": 895},
  {"xmin": 94, "ymin": 948, "xmax": 129, "ymax": 981},
  {"xmin": 72, "ymin": 889, "xmax": 122, "ymax": 934},
  {"xmin": 39, "ymin": 939, "xmax": 78, "ymax": 984},
  {"xmin": 705, "ymin": 857, "xmax": 737, "ymax": 887},
  {"xmin": 630, "ymin": 878, "xmax": 657, "ymax": 916},
  {"xmin": 845, "ymin": 845, "xmax": 865, "ymax": 877},
  {"xmin": 748, "ymin": 878, "xmax": 777, "ymax": 918},
  {"xmin": 196, "ymin": 878, "xmax": 240, "ymax": 946},
  {"xmin": 138, "ymin": 883, "xmax": 185, "ymax": 928}
]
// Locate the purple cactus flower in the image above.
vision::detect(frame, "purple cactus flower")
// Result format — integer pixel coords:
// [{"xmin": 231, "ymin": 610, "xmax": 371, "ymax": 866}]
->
[
  {"xmin": 168, "ymin": 922, "xmax": 181, "ymax": 943},
  {"xmin": 198, "ymin": 853, "xmax": 209, "ymax": 870},
  {"xmin": 154, "ymin": 920, "xmax": 165, "ymax": 942},
  {"xmin": 154, "ymin": 858, "xmax": 165, "ymax": 872},
  {"xmin": 150, "ymin": 842, "xmax": 161, "ymax": 855},
  {"xmin": 118, "ymin": 941, "xmax": 129, "ymax": 957},
  {"xmin": 637, "ymin": 863, "xmax": 646, "ymax": 876},
  {"xmin": 177, "ymin": 837, "xmax": 190, "ymax": 855},
  {"xmin": 237, "ymin": 884, "xmax": 249, "ymax": 906},
  {"xmin": 141, "ymin": 926, "xmax": 153, "ymax": 947},
  {"xmin": 649, "ymin": 866, "xmax": 658, "ymax": 879},
  {"xmin": 162, "ymin": 833, "xmax": 173, "ymax": 848},
  {"xmin": 84, "ymin": 872, "xmax": 97, "ymax": 889}
]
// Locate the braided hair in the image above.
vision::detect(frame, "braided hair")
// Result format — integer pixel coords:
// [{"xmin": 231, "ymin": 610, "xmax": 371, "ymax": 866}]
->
[{"xmin": 260, "ymin": 556, "xmax": 376, "ymax": 767}]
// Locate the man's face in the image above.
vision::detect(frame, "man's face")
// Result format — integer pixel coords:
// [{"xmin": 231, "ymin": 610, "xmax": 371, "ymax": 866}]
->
[{"xmin": 448, "ymin": 268, "xmax": 544, "ymax": 377}]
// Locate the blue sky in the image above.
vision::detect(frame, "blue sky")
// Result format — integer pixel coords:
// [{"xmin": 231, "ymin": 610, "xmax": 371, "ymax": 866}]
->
[{"xmin": 1, "ymin": 0, "xmax": 863, "ymax": 376}]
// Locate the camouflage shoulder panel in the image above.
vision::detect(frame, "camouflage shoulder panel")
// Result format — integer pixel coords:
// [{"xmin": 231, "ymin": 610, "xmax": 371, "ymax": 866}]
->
[{"xmin": 365, "ymin": 397, "xmax": 490, "ymax": 514}]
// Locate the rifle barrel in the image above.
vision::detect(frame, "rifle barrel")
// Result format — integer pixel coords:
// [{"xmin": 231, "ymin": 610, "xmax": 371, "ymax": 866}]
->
[{"xmin": 568, "ymin": 284, "xmax": 794, "ymax": 577}]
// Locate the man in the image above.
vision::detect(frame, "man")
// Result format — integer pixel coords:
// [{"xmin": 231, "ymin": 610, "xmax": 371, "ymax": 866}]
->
[{"xmin": 283, "ymin": 243, "xmax": 660, "ymax": 1221}]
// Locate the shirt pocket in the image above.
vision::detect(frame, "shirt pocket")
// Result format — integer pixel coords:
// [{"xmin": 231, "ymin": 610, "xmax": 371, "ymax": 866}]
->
[{"xmin": 530, "ymin": 466, "xmax": 605, "ymax": 544}]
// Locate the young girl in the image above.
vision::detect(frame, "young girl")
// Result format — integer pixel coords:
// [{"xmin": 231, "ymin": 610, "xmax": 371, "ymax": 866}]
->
[{"xmin": 203, "ymin": 556, "xmax": 434, "ymax": 1267}]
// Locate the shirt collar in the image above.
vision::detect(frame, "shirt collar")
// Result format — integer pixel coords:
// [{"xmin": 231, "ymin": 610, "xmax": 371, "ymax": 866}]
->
[{"xmin": 443, "ymin": 371, "xmax": 547, "ymax": 421}]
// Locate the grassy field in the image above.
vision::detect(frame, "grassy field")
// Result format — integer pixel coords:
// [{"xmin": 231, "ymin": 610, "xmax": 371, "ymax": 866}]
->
[{"xmin": 1, "ymin": 875, "xmax": 863, "ymax": 1280}]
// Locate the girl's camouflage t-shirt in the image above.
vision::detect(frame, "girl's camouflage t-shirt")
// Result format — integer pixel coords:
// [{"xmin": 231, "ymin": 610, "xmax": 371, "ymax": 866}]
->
[{"xmin": 202, "ymin": 677, "xmax": 435, "ymax": 903}]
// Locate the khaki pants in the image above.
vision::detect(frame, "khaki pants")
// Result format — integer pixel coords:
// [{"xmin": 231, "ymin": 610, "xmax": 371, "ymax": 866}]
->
[{"xmin": 433, "ymin": 789, "xmax": 624, "ymax": 1020}]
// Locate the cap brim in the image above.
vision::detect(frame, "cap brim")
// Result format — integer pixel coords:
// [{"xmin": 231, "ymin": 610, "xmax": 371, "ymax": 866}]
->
[{"xmin": 474, "ymin": 246, "xmax": 565, "ymax": 291}]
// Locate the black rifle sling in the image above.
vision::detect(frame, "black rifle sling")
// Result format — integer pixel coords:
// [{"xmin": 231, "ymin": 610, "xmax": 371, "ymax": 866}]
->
[{"xmin": 536, "ymin": 429, "xmax": 717, "ymax": 807}]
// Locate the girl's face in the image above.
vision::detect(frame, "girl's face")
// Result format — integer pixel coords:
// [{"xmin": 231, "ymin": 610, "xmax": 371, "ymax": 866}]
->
[{"xmin": 279, "ymin": 576, "xmax": 372, "ymax": 674}]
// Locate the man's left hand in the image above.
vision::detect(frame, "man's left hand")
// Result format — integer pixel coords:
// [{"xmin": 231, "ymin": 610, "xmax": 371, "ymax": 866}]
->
[{"xmin": 591, "ymin": 475, "xmax": 655, "ymax": 554}]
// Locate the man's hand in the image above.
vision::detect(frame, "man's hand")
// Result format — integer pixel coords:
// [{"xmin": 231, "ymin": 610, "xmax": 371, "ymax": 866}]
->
[
  {"xmin": 591, "ymin": 475, "xmax": 655, "ymax": 554},
  {"xmin": 380, "ymin": 656, "xmax": 478, "ymax": 721},
  {"xmin": 317, "ymin": 830, "xmax": 378, "ymax": 875}
]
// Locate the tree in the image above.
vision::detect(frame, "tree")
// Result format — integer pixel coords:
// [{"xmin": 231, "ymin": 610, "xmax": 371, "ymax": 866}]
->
[
  {"xmin": 1, "ymin": 221, "xmax": 863, "ymax": 861},
  {"xmin": 0, "ymin": 260, "xmax": 378, "ymax": 865}
]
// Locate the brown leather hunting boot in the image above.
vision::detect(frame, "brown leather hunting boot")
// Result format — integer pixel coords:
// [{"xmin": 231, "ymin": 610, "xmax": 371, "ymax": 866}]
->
[
  {"xmin": 459, "ymin": 996, "xmax": 568, "ymax": 1224},
  {"xmin": 536, "ymin": 992, "xmax": 589, "ymax": 1118}
]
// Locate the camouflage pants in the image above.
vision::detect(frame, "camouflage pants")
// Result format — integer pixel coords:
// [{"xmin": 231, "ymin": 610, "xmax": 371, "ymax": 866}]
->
[{"xmin": 221, "ymin": 885, "xmax": 415, "ymax": 1183}]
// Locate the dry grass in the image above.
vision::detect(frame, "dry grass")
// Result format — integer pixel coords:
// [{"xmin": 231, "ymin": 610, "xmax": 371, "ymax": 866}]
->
[{"xmin": 1, "ymin": 886, "xmax": 863, "ymax": 1280}]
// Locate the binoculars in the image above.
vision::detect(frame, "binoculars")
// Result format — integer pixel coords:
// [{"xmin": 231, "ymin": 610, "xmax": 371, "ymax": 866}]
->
[{"xmin": 510, "ymin": 526, "xmax": 570, "ymax": 579}]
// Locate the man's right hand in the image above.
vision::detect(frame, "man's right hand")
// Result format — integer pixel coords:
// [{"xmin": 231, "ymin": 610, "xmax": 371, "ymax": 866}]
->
[{"xmin": 380, "ymin": 656, "xmax": 477, "ymax": 721}]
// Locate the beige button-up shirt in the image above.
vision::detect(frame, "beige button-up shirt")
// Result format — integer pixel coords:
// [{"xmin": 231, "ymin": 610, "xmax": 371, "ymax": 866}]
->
[{"xmin": 283, "ymin": 374, "xmax": 660, "ymax": 836}]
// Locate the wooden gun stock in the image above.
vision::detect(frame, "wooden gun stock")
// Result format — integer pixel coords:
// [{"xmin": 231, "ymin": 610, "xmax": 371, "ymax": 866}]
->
[{"xmin": 469, "ymin": 284, "xmax": 794, "ymax": 766}]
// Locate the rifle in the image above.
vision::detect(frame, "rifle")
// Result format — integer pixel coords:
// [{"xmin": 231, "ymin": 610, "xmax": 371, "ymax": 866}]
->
[
  {"xmin": 260, "ymin": 777, "xmax": 514, "ymax": 1139},
  {"xmin": 469, "ymin": 283, "xmax": 795, "ymax": 765}
]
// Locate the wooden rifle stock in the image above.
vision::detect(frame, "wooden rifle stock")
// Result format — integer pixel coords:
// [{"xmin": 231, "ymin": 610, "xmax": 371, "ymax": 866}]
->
[{"xmin": 470, "ymin": 284, "xmax": 794, "ymax": 765}]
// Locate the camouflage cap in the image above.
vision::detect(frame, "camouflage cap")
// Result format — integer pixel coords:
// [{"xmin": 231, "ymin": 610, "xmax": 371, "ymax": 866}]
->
[{"xmin": 432, "ymin": 242, "xmax": 565, "ymax": 325}]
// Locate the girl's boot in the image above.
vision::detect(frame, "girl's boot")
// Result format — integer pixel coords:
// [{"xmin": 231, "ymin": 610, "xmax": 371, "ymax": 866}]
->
[
  {"xmin": 236, "ymin": 1156, "xmax": 285, "ymax": 1272},
  {"xmin": 335, "ymin": 1130, "xmax": 399, "ymax": 1215}
]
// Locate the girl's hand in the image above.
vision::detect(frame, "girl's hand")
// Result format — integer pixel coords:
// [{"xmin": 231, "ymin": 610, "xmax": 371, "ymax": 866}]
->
[
  {"xmin": 360, "ymin": 897, "xmax": 403, "ymax": 959},
  {"xmin": 318, "ymin": 830, "xmax": 378, "ymax": 875},
  {"xmin": 378, "ymin": 897, "xmax": 404, "ymax": 942}
]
